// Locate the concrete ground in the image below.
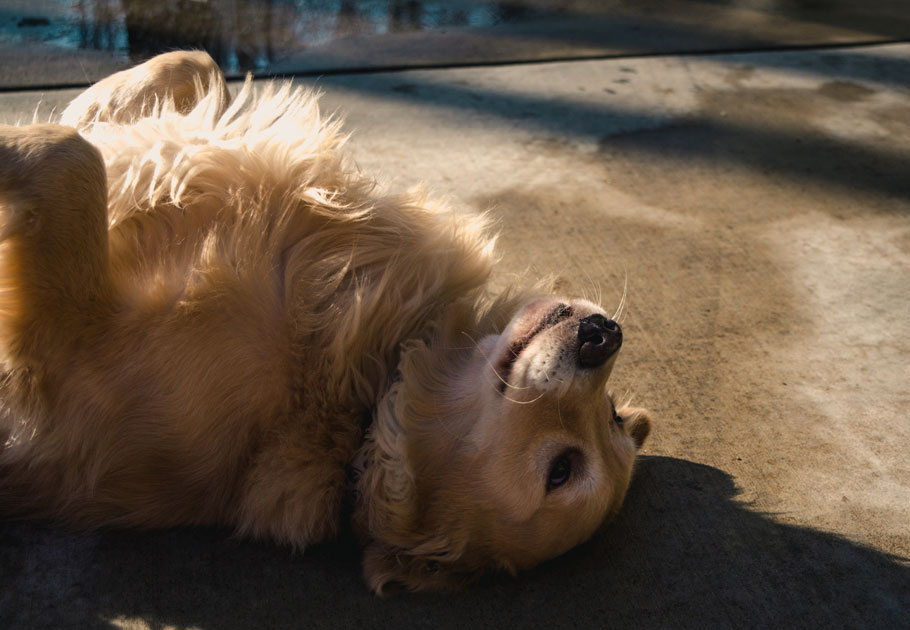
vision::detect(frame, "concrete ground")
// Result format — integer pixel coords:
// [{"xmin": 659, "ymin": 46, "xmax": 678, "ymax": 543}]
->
[{"xmin": 1, "ymin": 10, "xmax": 909, "ymax": 630}]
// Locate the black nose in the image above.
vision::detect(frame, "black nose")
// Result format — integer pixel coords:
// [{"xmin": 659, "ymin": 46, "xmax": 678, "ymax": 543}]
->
[{"xmin": 577, "ymin": 314, "xmax": 622, "ymax": 369}]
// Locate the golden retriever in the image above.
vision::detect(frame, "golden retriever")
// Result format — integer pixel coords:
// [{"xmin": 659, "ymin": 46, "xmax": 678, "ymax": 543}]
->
[{"xmin": 0, "ymin": 51, "xmax": 650, "ymax": 592}]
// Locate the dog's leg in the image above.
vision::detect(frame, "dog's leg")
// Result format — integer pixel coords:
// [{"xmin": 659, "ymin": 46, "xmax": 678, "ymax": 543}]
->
[
  {"xmin": 61, "ymin": 50, "xmax": 231, "ymax": 129},
  {"xmin": 0, "ymin": 124, "xmax": 113, "ymax": 360}
]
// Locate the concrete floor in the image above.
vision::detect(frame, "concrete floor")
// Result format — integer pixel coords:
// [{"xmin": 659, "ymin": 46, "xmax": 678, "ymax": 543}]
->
[{"xmin": 1, "ymin": 26, "xmax": 909, "ymax": 630}]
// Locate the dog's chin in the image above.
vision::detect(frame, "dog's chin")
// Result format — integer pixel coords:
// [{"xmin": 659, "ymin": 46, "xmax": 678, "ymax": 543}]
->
[{"xmin": 487, "ymin": 297, "xmax": 619, "ymax": 393}]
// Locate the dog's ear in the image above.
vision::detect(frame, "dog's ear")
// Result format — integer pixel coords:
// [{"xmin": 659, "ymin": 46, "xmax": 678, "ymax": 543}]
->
[
  {"xmin": 617, "ymin": 405, "xmax": 652, "ymax": 449},
  {"xmin": 362, "ymin": 542, "xmax": 473, "ymax": 594}
]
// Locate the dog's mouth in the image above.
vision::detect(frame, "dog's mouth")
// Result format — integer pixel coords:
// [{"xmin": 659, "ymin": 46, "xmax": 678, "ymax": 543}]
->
[{"xmin": 496, "ymin": 303, "xmax": 574, "ymax": 391}]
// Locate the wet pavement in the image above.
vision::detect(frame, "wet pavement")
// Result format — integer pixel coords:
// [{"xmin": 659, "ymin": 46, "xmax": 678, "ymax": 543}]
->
[{"xmin": 1, "ymin": 3, "xmax": 909, "ymax": 629}]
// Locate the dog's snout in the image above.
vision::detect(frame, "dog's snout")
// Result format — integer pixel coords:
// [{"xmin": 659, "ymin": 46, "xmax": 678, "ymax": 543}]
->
[{"xmin": 577, "ymin": 314, "xmax": 622, "ymax": 368}]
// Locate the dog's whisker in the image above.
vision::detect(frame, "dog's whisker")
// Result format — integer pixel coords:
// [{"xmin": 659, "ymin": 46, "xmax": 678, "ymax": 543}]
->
[
  {"xmin": 612, "ymin": 273, "xmax": 628, "ymax": 323},
  {"xmin": 500, "ymin": 391, "xmax": 547, "ymax": 405},
  {"xmin": 616, "ymin": 295, "xmax": 623, "ymax": 318},
  {"xmin": 579, "ymin": 265, "xmax": 598, "ymax": 306},
  {"xmin": 622, "ymin": 389, "xmax": 634, "ymax": 409},
  {"xmin": 591, "ymin": 275, "xmax": 602, "ymax": 309},
  {"xmin": 617, "ymin": 295, "xmax": 629, "ymax": 325},
  {"xmin": 556, "ymin": 395, "xmax": 566, "ymax": 431},
  {"xmin": 461, "ymin": 331, "xmax": 533, "ymax": 392},
  {"xmin": 621, "ymin": 271, "xmax": 628, "ymax": 320},
  {"xmin": 442, "ymin": 343, "xmax": 480, "ymax": 351},
  {"xmin": 454, "ymin": 337, "xmax": 549, "ymax": 404}
]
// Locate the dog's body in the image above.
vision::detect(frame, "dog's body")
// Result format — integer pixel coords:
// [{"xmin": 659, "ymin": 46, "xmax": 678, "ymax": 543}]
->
[{"xmin": 0, "ymin": 52, "xmax": 650, "ymax": 592}]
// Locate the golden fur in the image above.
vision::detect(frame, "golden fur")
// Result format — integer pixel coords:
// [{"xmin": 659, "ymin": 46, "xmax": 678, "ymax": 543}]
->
[{"xmin": 0, "ymin": 51, "xmax": 650, "ymax": 593}]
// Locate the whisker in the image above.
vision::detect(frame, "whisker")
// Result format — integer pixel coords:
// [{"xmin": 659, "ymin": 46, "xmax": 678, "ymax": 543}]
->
[
  {"xmin": 580, "ymin": 265, "xmax": 600, "ymax": 307},
  {"xmin": 618, "ymin": 276, "xmax": 627, "ymax": 319},
  {"xmin": 442, "ymin": 343, "xmax": 481, "ymax": 351},
  {"xmin": 612, "ymin": 272, "xmax": 628, "ymax": 323},
  {"xmin": 500, "ymin": 391, "xmax": 547, "ymax": 405},
  {"xmin": 616, "ymin": 388, "xmax": 634, "ymax": 410},
  {"xmin": 460, "ymin": 331, "xmax": 547, "ymax": 404},
  {"xmin": 460, "ymin": 331, "xmax": 533, "ymax": 393}
]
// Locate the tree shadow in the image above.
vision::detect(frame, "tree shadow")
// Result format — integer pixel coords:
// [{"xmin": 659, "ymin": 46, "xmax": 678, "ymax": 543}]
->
[{"xmin": 1, "ymin": 457, "xmax": 907, "ymax": 629}]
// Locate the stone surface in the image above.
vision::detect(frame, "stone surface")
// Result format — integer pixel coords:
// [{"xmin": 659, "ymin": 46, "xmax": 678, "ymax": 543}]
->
[{"xmin": 1, "ymin": 39, "xmax": 909, "ymax": 630}]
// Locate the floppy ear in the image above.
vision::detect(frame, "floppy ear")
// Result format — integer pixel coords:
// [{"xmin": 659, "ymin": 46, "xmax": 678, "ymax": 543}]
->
[
  {"xmin": 362, "ymin": 542, "xmax": 472, "ymax": 594},
  {"xmin": 355, "ymin": 387, "xmax": 471, "ymax": 594},
  {"xmin": 617, "ymin": 405, "xmax": 652, "ymax": 449}
]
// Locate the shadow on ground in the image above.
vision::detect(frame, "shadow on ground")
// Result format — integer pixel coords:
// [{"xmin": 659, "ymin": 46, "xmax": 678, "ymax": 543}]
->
[
  {"xmin": 1, "ymin": 457, "xmax": 907, "ymax": 629},
  {"xmin": 312, "ymin": 47, "xmax": 910, "ymax": 203}
]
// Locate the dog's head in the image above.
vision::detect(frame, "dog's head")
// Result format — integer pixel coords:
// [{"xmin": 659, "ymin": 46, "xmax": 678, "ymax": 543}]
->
[{"xmin": 353, "ymin": 295, "xmax": 651, "ymax": 593}]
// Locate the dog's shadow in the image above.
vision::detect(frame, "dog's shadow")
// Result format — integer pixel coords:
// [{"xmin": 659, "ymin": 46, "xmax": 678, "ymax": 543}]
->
[{"xmin": 1, "ymin": 456, "xmax": 907, "ymax": 629}]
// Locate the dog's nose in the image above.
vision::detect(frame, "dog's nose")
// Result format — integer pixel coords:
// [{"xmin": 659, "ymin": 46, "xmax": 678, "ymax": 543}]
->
[{"xmin": 577, "ymin": 314, "xmax": 622, "ymax": 368}]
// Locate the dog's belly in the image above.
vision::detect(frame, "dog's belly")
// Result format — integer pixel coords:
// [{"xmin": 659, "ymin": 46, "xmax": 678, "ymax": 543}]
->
[{"xmin": 0, "ymin": 259, "xmax": 308, "ymax": 526}]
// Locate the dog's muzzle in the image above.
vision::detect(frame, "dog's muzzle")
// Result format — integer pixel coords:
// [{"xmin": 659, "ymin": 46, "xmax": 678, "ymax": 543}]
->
[{"xmin": 577, "ymin": 314, "xmax": 622, "ymax": 368}]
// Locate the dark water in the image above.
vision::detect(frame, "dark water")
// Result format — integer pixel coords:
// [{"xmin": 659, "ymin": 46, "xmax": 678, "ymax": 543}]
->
[
  {"xmin": 4, "ymin": 0, "xmax": 907, "ymax": 77},
  {"xmin": 1, "ymin": 0, "xmax": 560, "ymax": 73}
]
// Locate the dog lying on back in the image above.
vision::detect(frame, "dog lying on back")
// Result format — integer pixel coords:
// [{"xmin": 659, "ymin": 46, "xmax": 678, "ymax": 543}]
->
[{"xmin": 0, "ymin": 51, "xmax": 650, "ymax": 592}]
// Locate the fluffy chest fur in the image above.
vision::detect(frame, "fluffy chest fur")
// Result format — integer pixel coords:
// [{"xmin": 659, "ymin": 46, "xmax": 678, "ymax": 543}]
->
[{"xmin": 90, "ymin": 83, "xmax": 495, "ymax": 408}]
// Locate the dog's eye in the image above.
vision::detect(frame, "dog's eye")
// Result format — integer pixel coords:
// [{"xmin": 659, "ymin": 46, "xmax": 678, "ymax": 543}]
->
[
  {"xmin": 613, "ymin": 409, "xmax": 624, "ymax": 424},
  {"xmin": 547, "ymin": 453, "xmax": 573, "ymax": 491}
]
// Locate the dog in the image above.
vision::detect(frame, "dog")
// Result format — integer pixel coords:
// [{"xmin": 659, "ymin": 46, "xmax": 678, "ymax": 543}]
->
[{"xmin": 0, "ymin": 51, "xmax": 651, "ymax": 592}]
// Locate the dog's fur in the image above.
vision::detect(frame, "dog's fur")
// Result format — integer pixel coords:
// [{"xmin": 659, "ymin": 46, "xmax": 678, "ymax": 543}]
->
[{"xmin": 0, "ymin": 51, "xmax": 650, "ymax": 592}]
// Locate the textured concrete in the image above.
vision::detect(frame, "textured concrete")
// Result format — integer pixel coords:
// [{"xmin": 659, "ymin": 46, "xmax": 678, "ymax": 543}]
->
[{"xmin": 1, "ymin": 41, "xmax": 909, "ymax": 629}]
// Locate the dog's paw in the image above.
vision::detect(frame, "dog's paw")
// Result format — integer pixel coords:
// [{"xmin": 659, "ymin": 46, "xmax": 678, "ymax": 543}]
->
[
  {"xmin": 0, "ymin": 124, "xmax": 100, "ymax": 203},
  {"xmin": 0, "ymin": 125, "xmax": 105, "ymax": 235}
]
